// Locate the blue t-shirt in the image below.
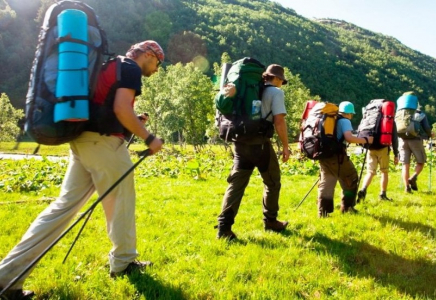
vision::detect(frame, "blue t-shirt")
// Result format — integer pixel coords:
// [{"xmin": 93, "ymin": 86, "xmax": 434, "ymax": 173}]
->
[{"xmin": 336, "ymin": 117, "xmax": 353, "ymax": 141}]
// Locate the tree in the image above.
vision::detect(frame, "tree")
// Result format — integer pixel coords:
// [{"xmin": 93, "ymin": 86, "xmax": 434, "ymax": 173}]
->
[
  {"xmin": 281, "ymin": 68, "xmax": 320, "ymax": 141},
  {"xmin": 136, "ymin": 63, "xmax": 214, "ymax": 149},
  {"xmin": 0, "ymin": 93, "xmax": 24, "ymax": 141}
]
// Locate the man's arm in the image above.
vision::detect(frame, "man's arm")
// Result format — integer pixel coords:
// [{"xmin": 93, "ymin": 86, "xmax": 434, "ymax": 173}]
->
[
  {"xmin": 273, "ymin": 113, "xmax": 290, "ymax": 162},
  {"xmin": 113, "ymin": 88, "xmax": 162, "ymax": 153},
  {"xmin": 421, "ymin": 114, "xmax": 435, "ymax": 138},
  {"xmin": 343, "ymin": 131, "xmax": 373, "ymax": 144}
]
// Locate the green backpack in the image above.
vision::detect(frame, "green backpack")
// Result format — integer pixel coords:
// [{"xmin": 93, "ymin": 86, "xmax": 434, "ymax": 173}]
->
[
  {"xmin": 395, "ymin": 108, "xmax": 424, "ymax": 139},
  {"xmin": 215, "ymin": 57, "xmax": 273, "ymax": 142}
]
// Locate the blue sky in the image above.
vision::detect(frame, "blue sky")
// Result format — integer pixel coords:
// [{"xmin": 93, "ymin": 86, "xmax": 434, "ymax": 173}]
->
[{"xmin": 274, "ymin": 0, "xmax": 436, "ymax": 59}]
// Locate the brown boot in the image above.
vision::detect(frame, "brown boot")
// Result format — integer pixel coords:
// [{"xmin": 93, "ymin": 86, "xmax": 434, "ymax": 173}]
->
[
  {"xmin": 216, "ymin": 227, "xmax": 237, "ymax": 241},
  {"xmin": 341, "ymin": 206, "xmax": 358, "ymax": 214},
  {"xmin": 264, "ymin": 219, "xmax": 288, "ymax": 232},
  {"xmin": 318, "ymin": 210, "xmax": 330, "ymax": 218},
  {"xmin": 408, "ymin": 177, "xmax": 418, "ymax": 191}
]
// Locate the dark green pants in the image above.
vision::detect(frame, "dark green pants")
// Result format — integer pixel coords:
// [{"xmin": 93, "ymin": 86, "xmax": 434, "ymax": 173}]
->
[{"xmin": 217, "ymin": 141, "xmax": 282, "ymax": 230}]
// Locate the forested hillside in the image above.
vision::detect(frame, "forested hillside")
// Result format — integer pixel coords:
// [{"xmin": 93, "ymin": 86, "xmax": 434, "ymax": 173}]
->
[{"xmin": 1, "ymin": 0, "xmax": 435, "ymax": 124}]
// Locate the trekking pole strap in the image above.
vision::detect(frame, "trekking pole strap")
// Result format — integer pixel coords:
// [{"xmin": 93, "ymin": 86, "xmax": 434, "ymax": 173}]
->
[{"xmin": 356, "ymin": 147, "xmax": 369, "ymax": 195}]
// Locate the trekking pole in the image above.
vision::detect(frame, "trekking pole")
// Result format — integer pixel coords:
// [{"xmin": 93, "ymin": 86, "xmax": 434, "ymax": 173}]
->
[
  {"xmin": 0, "ymin": 149, "xmax": 151, "ymax": 297},
  {"xmin": 126, "ymin": 134, "xmax": 136, "ymax": 148},
  {"xmin": 126, "ymin": 114, "xmax": 148, "ymax": 148},
  {"xmin": 356, "ymin": 147, "xmax": 369, "ymax": 203},
  {"xmin": 429, "ymin": 138, "xmax": 433, "ymax": 192},
  {"xmin": 294, "ymin": 177, "xmax": 320, "ymax": 211}
]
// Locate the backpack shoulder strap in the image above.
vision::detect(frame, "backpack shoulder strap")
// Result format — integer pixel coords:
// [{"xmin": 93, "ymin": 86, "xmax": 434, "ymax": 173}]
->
[{"xmin": 335, "ymin": 115, "xmax": 346, "ymax": 144}]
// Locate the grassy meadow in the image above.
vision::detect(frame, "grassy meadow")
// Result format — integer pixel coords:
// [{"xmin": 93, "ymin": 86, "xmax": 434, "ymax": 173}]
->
[{"xmin": 0, "ymin": 141, "xmax": 435, "ymax": 299}]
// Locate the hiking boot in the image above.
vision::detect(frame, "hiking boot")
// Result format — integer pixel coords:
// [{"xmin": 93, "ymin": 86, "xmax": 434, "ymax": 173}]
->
[
  {"xmin": 318, "ymin": 210, "xmax": 330, "ymax": 218},
  {"xmin": 379, "ymin": 192, "xmax": 392, "ymax": 201},
  {"xmin": 408, "ymin": 177, "xmax": 418, "ymax": 191},
  {"xmin": 341, "ymin": 206, "xmax": 358, "ymax": 214},
  {"xmin": 357, "ymin": 190, "xmax": 366, "ymax": 203},
  {"xmin": 264, "ymin": 219, "xmax": 289, "ymax": 232},
  {"xmin": 0, "ymin": 288, "xmax": 34, "ymax": 299},
  {"xmin": 216, "ymin": 229, "xmax": 237, "ymax": 241},
  {"xmin": 110, "ymin": 260, "xmax": 153, "ymax": 278},
  {"xmin": 405, "ymin": 186, "xmax": 412, "ymax": 194}
]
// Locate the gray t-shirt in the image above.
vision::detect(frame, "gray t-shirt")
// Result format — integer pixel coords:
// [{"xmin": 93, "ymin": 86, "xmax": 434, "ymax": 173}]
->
[{"xmin": 261, "ymin": 86, "xmax": 287, "ymax": 122}]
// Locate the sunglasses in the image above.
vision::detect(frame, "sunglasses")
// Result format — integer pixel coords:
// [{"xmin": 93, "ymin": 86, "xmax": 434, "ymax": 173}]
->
[{"xmin": 147, "ymin": 47, "xmax": 162, "ymax": 67}]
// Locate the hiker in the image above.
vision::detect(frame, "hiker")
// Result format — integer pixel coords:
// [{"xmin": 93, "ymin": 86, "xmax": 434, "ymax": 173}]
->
[
  {"xmin": 398, "ymin": 104, "xmax": 434, "ymax": 193},
  {"xmin": 358, "ymin": 122, "xmax": 399, "ymax": 201},
  {"xmin": 0, "ymin": 40, "xmax": 164, "ymax": 298},
  {"xmin": 318, "ymin": 101, "xmax": 373, "ymax": 217},
  {"xmin": 216, "ymin": 64, "xmax": 290, "ymax": 240}
]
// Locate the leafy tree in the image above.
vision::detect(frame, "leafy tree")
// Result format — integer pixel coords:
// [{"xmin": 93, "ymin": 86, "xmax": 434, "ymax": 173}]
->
[
  {"xmin": 1, "ymin": 0, "xmax": 436, "ymax": 129},
  {"xmin": 0, "ymin": 93, "xmax": 24, "ymax": 141},
  {"xmin": 136, "ymin": 63, "xmax": 214, "ymax": 149},
  {"xmin": 282, "ymin": 68, "xmax": 320, "ymax": 141}
]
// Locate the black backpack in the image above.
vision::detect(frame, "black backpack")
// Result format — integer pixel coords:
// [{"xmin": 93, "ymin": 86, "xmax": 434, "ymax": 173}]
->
[
  {"xmin": 215, "ymin": 57, "xmax": 274, "ymax": 142},
  {"xmin": 25, "ymin": 0, "xmax": 110, "ymax": 145},
  {"xmin": 357, "ymin": 99, "xmax": 395, "ymax": 149}
]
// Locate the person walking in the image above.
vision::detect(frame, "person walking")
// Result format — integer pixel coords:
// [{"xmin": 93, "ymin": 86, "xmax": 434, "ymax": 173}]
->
[
  {"xmin": 318, "ymin": 101, "xmax": 373, "ymax": 217},
  {"xmin": 0, "ymin": 40, "xmax": 164, "ymax": 299},
  {"xmin": 398, "ymin": 104, "xmax": 435, "ymax": 193},
  {"xmin": 216, "ymin": 64, "xmax": 290, "ymax": 240},
  {"xmin": 358, "ymin": 122, "xmax": 399, "ymax": 201}
]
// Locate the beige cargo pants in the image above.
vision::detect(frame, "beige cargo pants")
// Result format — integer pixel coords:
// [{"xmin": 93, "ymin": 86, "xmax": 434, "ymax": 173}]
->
[{"xmin": 0, "ymin": 131, "xmax": 138, "ymax": 289}]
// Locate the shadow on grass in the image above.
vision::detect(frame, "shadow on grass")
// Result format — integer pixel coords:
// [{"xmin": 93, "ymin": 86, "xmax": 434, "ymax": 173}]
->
[
  {"xmin": 304, "ymin": 233, "xmax": 436, "ymax": 298},
  {"xmin": 128, "ymin": 272, "xmax": 187, "ymax": 299},
  {"xmin": 367, "ymin": 213, "xmax": 436, "ymax": 239},
  {"xmin": 242, "ymin": 229, "xmax": 297, "ymax": 249}
]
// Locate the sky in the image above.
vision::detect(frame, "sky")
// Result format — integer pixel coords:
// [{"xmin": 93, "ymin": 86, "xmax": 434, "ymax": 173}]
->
[{"xmin": 273, "ymin": 0, "xmax": 436, "ymax": 59}]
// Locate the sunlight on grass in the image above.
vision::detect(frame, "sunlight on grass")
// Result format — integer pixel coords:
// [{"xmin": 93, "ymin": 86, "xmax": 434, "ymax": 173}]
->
[{"xmin": 1, "ymin": 142, "xmax": 435, "ymax": 299}]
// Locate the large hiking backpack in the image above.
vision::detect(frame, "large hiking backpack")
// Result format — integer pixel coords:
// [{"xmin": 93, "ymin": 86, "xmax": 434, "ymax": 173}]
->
[
  {"xmin": 215, "ymin": 57, "xmax": 274, "ymax": 142},
  {"xmin": 395, "ymin": 109, "xmax": 425, "ymax": 139},
  {"xmin": 357, "ymin": 99, "xmax": 395, "ymax": 149},
  {"xmin": 299, "ymin": 101, "xmax": 343, "ymax": 160},
  {"xmin": 395, "ymin": 93, "xmax": 423, "ymax": 139},
  {"xmin": 25, "ymin": 0, "xmax": 110, "ymax": 145}
]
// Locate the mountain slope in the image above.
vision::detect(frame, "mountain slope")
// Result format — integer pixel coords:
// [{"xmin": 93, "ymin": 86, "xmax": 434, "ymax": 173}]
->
[{"xmin": 1, "ymin": 0, "xmax": 435, "ymax": 123}]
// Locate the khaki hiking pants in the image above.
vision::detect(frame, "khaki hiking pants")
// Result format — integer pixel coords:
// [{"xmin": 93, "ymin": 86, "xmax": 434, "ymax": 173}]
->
[
  {"xmin": 0, "ymin": 132, "xmax": 138, "ymax": 289},
  {"xmin": 318, "ymin": 154, "xmax": 358, "ymax": 214}
]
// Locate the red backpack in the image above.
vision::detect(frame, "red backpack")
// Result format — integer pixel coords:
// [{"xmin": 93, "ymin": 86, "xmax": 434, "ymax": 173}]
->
[{"xmin": 357, "ymin": 99, "xmax": 395, "ymax": 148}]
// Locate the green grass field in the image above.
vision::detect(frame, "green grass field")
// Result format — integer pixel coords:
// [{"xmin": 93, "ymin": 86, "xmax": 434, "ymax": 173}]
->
[{"xmin": 1, "ymin": 142, "xmax": 435, "ymax": 299}]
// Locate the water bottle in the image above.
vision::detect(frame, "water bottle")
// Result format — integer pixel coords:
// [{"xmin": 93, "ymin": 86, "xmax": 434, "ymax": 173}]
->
[{"xmin": 252, "ymin": 100, "xmax": 262, "ymax": 120}]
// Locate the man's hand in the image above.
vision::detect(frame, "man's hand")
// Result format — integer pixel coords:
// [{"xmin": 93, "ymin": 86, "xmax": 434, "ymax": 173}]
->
[
  {"xmin": 138, "ymin": 113, "xmax": 149, "ymax": 124},
  {"xmin": 148, "ymin": 137, "xmax": 163, "ymax": 155},
  {"xmin": 282, "ymin": 148, "xmax": 290, "ymax": 163},
  {"xmin": 222, "ymin": 83, "xmax": 236, "ymax": 98},
  {"xmin": 394, "ymin": 156, "xmax": 399, "ymax": 165}
]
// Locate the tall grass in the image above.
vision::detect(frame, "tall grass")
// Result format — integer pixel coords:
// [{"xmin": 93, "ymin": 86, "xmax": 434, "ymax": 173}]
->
[{"xmin": 0, "ymin": 142, "xmax": 435, "ymax": 299}]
